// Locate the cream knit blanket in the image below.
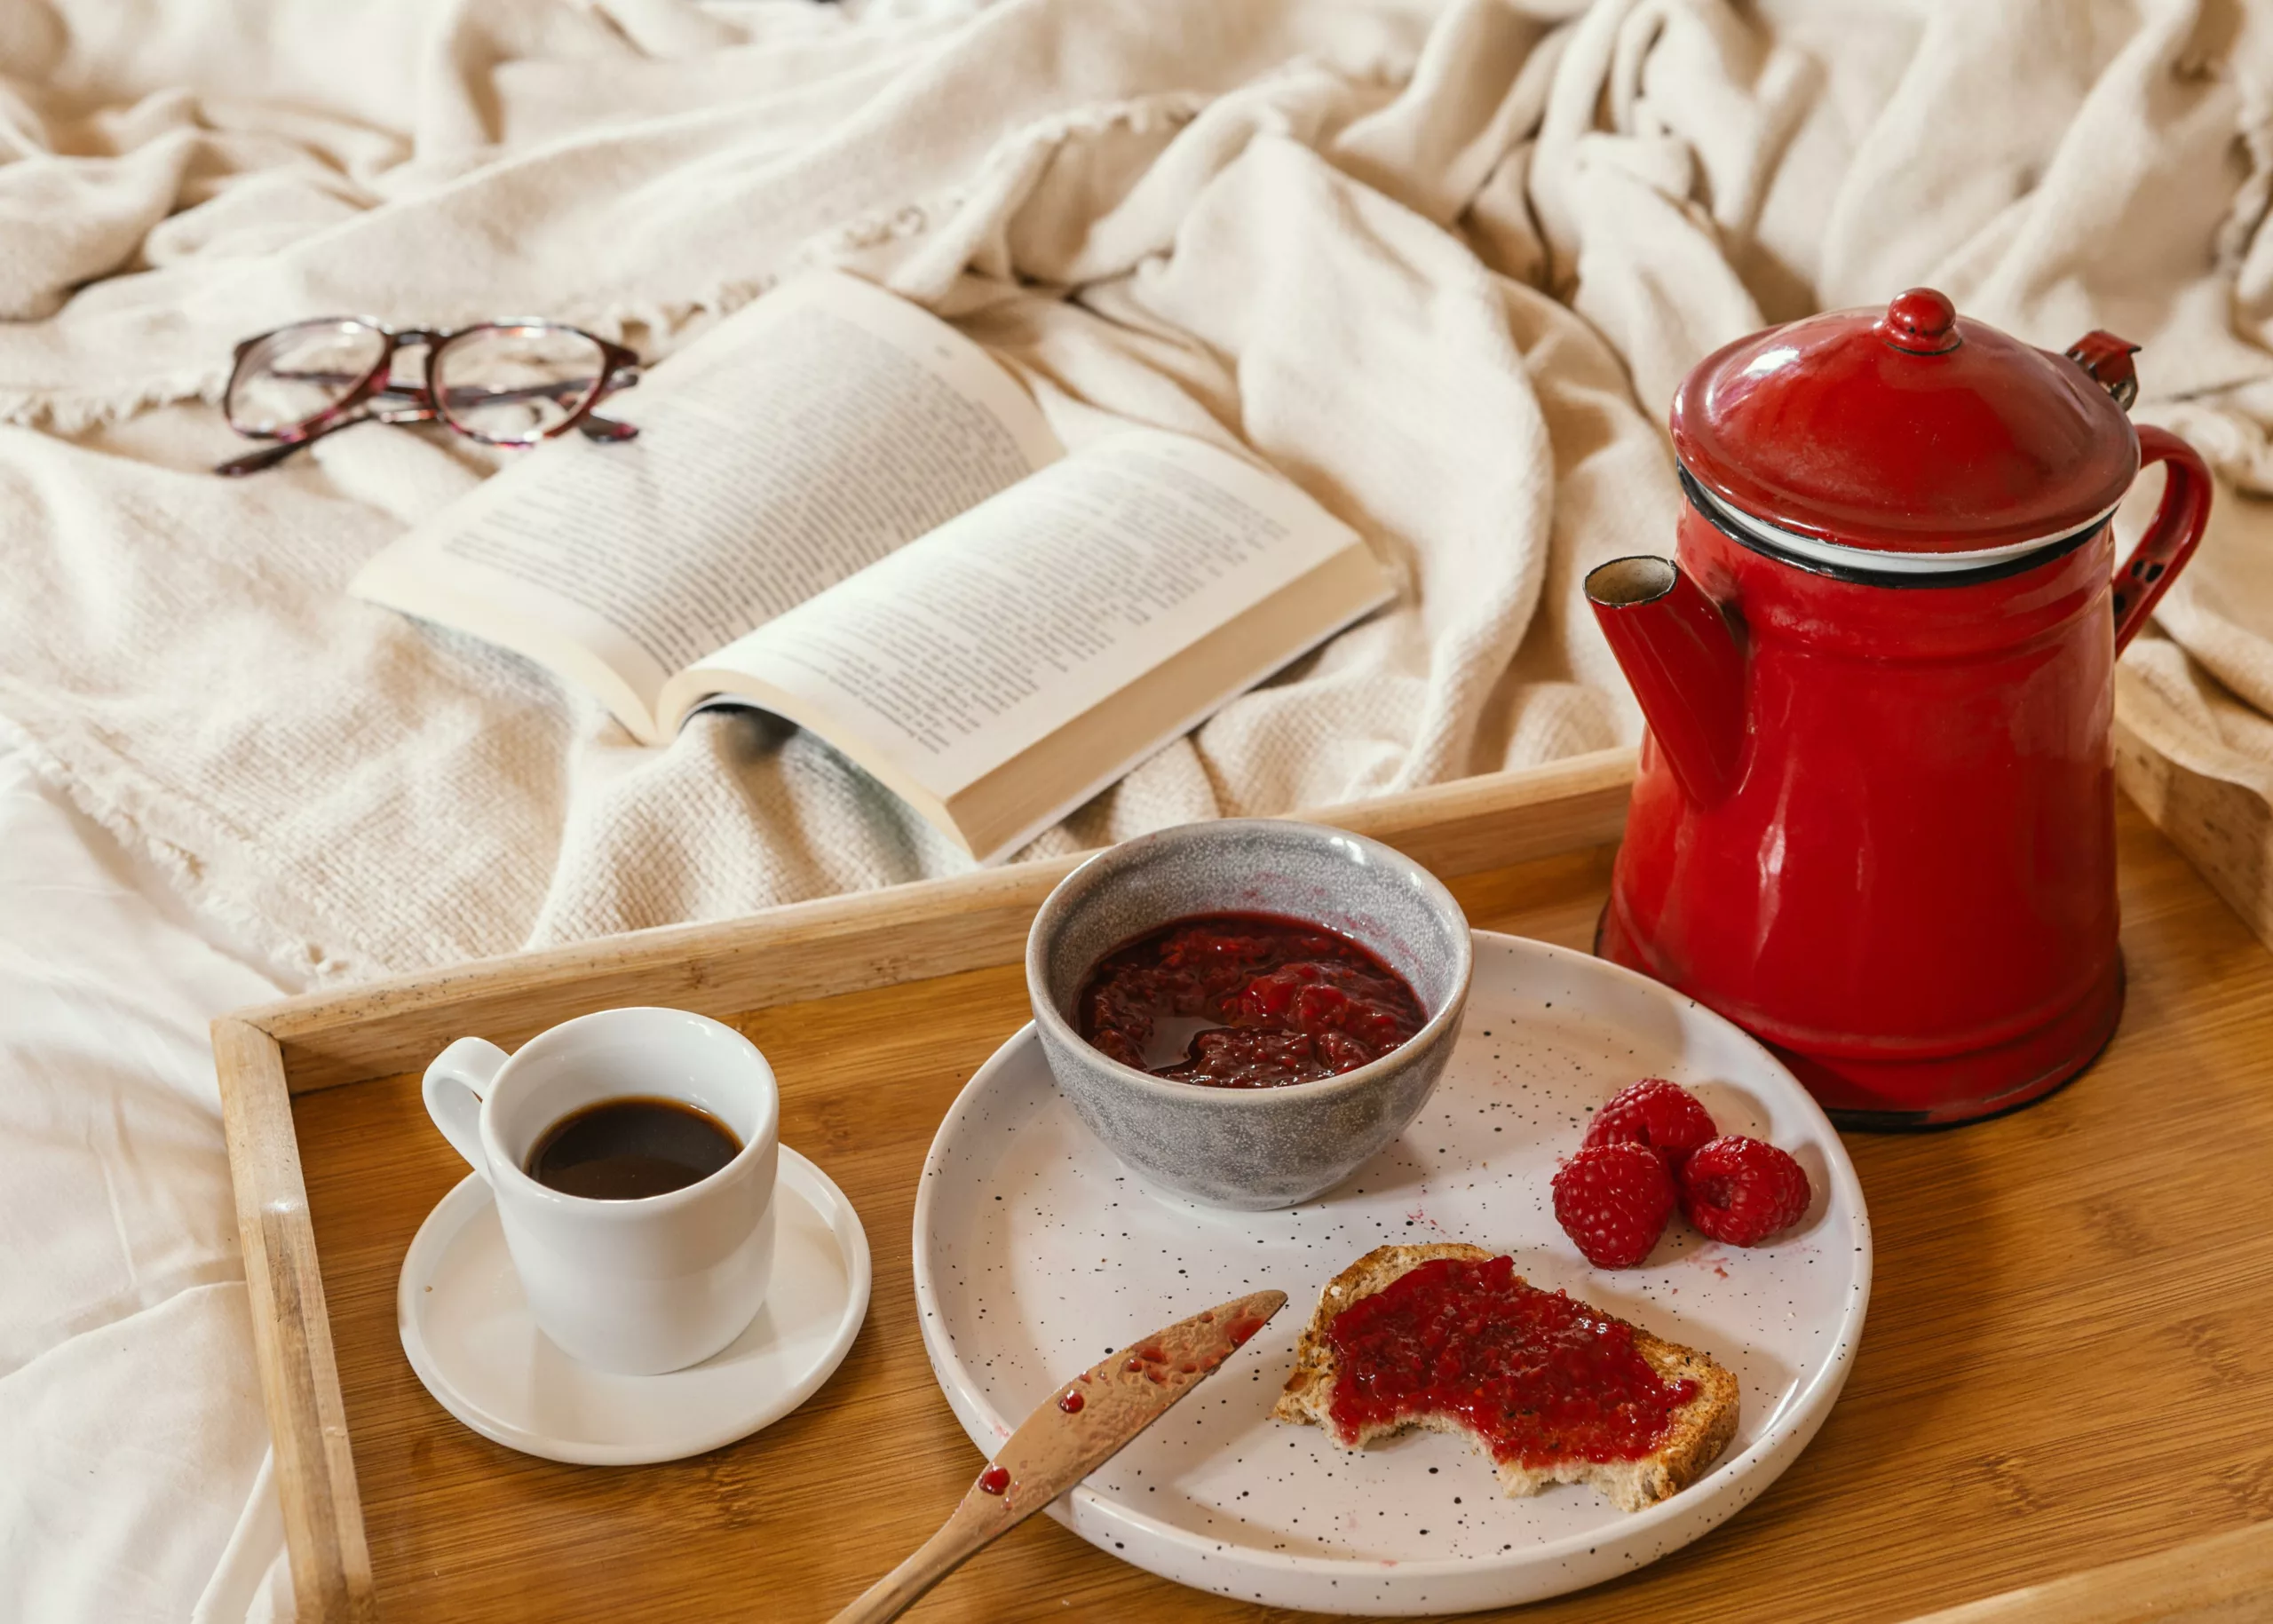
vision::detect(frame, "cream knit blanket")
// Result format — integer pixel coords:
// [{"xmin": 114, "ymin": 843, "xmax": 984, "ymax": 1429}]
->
[{"xmin": 4, "ymin": 0, "xmax": 2272, "ymax": 988}]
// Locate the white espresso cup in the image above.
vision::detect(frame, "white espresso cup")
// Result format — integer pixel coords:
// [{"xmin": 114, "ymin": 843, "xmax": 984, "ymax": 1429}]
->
[{"xmin": 421, "ymin": 1007, "xmax": 780, "ymax": 1376}]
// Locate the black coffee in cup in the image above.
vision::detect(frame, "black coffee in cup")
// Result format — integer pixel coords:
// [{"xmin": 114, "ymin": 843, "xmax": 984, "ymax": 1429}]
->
[{"xmin": 525, "ymin": 1097, "xmax": 741, "ymax": 1200}]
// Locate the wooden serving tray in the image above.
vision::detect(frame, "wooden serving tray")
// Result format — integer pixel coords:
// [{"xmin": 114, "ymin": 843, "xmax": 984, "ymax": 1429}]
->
[{"xmin": 215, "ymin": 746, "xmax": 2273, "ymax": 1623}]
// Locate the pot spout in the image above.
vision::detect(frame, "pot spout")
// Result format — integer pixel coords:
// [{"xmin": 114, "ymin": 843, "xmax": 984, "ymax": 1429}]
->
[{"xmin": 1585, "ymin": 556, "xmax": 1746, "ymax": 807}]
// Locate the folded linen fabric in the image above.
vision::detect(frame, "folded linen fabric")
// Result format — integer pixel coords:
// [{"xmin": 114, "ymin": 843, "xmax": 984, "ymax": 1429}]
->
[{"xmin": 0, "ymin": 0, "xmax": 2269, "ymax": 992}]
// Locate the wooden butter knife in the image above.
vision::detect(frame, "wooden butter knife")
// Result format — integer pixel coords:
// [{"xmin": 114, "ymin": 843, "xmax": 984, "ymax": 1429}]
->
[{"xmin": 827, "ymin": 1288, "xmax": 1287, "ymax": 1623}]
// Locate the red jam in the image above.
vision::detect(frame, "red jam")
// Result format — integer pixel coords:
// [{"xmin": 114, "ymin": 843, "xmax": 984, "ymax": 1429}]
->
[
  {"xmin": 1057, "ymin": 1389, "xmax": 1084, "ymax": 1414},
  {"xmin": 1323, "ymin": 1255, "xmax": 1697, "ymax": 1469},
  {"xmin": 1224, "ymin": 1312, "xmax": 1267, "ymax": 1347},
  {"xmin": 1075, "ymin": 912, "xmax": 1425, "ymax": 1087},
  {"xmin": 977, "ymin": 1465, "xmax": 1010, "ymax": 1495},
  {"xmin": 1123, "ymin": 1342, "xmax": 1171, "ymax": 1384}
]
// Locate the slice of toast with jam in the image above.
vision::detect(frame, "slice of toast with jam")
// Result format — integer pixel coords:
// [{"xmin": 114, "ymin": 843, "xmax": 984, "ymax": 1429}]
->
[{"xmin": 1272, "ymin": 1243, "xmax": 1738, "ymax": 1511}]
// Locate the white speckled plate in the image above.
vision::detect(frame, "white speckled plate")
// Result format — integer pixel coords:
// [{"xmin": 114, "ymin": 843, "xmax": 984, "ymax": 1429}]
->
[{"xmin": 912, "ymin": 930, "xmax": 1870, "ymax": 1615}]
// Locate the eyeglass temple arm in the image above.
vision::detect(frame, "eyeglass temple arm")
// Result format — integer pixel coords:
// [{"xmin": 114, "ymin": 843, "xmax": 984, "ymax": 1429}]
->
[
  {"xmin": 573, "ymin": 362, "xmax": 641, "ymax": 439},
  {"xmin": 214, "ymin": 428, "xmax": 349, "ymax": 477},
  {"xmin": 211, "ymin": 400, "xmax": 434, "ymax": 477},
  {"xmin": 217, "ymin": 400, "xmax": 636, "ymax": 476}
]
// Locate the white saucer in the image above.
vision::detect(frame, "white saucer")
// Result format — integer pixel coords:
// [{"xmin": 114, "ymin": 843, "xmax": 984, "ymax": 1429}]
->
[
  {"xmin": 399, "ymin": 1145, "xmax": 870, "ymax": 1465},
  {"xmin": 914, "ymin": 931, "xmax": 1872, "ymax": 1615}
]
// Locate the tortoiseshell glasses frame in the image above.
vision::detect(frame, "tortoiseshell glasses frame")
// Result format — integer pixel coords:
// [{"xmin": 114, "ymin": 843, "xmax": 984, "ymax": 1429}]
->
[{"xmin": 215, "ymin": 317, "xmax": 642, "ymax": 477}]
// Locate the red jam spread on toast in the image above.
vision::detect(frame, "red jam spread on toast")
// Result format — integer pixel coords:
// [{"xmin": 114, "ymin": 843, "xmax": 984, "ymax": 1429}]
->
[
  {"xmin": 1322, "ymin": 1255, "xmax": 1697, "ymax": 1467},
  {"xmin": 1075, "ymin": 912, "xmax": 1425, "ymax": 1087}
]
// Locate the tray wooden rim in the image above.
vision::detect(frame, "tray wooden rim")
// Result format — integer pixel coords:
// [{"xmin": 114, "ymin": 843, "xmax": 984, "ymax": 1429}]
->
[{"xmin": 210, "ymin": 744, "xmax": 2273, "ymax": 1623}]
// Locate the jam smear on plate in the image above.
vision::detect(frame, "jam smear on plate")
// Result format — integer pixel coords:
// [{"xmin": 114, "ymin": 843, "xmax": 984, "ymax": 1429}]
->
[
  {"xmin": 1075, "ymin": 911, "xmax": 1425, "ymax": 1088},
  {"xmin": 1323, "ymin": 1254, "xmax": 1697, "ymax": 1467}
]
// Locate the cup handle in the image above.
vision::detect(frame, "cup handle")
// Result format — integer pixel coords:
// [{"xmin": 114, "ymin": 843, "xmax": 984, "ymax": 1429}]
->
[
  {"xmin": 2111, "ymin": 425, "xmax": 2212, "ymax": 654},
  {"xmin": 423, "ymin": 1036, "xmax": 507, "ymax": 1179}
]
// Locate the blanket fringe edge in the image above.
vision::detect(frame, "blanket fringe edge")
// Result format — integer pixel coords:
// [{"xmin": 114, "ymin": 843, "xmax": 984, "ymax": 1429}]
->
[{"xmin": 0, "ymin": 710, "xmax": 369, "ymax": 993}]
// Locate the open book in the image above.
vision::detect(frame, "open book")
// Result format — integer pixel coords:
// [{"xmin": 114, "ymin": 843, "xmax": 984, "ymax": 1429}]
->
[{"xmin": 352, "ymin": 273, "xmax": 1391, "ymax": 862}]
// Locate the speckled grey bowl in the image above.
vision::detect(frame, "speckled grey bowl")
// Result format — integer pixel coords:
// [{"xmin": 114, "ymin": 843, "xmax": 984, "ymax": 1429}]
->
[{"xmin": 1026, "ymin": 819, "xmax": 1472, "ymax": 1210}]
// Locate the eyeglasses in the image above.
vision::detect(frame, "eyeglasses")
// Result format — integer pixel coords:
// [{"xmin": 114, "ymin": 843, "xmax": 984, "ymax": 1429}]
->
[{"xmin": 215, "ymin": 318, "xmax": 641, "ymax": 476}]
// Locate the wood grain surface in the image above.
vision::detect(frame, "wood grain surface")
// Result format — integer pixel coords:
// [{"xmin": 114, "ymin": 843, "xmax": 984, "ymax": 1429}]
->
[
  {"xmin": 211, "ymin": 1018, "xmax": 374, "ymax": 1622},
  {"xmin": 2115, "ymin": 708, "xmax": 2273, "ymax": 957},
  {"xmin": 1907, "ymin": 1518, "xmax": 2273, "ymax": 1623},
  {"xmin": 270, "ymin": 803, "xmax": 2273, "ymax": 1622}
]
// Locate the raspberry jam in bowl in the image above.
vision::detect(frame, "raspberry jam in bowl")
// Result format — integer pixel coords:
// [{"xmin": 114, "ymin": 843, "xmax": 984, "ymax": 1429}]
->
[
  {"xmin": 1027, "ymin": 820, "xmax": 1471, "ymax": 1209},
  {"xmin": 1076, "ymin": 912, "xmax": 1427, "ymax": 1087}
]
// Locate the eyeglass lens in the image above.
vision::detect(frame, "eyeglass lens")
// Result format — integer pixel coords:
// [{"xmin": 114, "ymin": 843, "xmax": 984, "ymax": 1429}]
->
[
  {"xmin": 226, "ymin": 319, "xmax": 389, "ymax": 437},
  {"xmin": 432, "ymin": 324, "xmax": 610, "ymax": 446}
]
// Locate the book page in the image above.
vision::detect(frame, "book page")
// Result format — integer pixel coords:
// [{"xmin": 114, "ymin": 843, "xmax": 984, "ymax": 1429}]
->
[
  {"xmin": 669, "ymin": 429, "xmax": 1383, "ymax": 802},
  {"xmin": 349, "ymin": 271, "xmax": 1061, "ymax": 737}
]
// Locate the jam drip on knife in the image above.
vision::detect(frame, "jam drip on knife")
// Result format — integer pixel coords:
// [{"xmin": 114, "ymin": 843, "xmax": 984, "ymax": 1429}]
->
[
  {"xmin": 1323, "ymin": 1255, "xmax": 1698, "ymax": 1468},
  {"xmin": 1076, "ymin": 911, "xmax": 1426, "ymax": 1088}
]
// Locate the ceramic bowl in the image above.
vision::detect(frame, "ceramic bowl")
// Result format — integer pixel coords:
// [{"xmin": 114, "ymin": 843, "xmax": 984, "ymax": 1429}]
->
[{"xmin": 1026, "ymin": 819, "xmax": 1472, "ymax": 1210}]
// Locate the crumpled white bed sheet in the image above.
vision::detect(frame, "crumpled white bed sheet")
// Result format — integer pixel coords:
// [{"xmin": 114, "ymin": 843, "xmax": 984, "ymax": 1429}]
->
[{"xmin": 0, "ymin": 733, "xmax": 291, "ymax": 1621}]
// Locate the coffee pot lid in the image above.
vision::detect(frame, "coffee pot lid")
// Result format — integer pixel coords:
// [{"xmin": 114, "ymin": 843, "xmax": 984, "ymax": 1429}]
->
[{"xmin": 1670, "ymin": 289, "xmax": 2140, "ymax": 558}]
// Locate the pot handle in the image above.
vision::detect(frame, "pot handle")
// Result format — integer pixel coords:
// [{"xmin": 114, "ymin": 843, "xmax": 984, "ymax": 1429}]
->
[{"xmin": 2111, "ymin": 425, "xmax": 2212, "ymax": 654}]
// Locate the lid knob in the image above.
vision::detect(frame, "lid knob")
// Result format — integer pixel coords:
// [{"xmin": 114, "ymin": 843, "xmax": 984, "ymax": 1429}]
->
[{"xmin": 1878, "ymin": 287, "xmax": 1960, "ymax": 355}]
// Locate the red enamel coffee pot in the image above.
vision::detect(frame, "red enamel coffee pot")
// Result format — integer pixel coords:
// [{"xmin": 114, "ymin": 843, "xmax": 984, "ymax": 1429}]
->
[{"xmin": 1588, "ymin": 288, "xmax": 2212, "ymax": 1128}]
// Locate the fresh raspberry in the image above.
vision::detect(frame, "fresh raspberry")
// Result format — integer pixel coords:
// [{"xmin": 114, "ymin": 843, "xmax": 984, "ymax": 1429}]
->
[
  {"xmin": 1679, "ymin": 1136, "xmax": 1812, "ymax": 1246},
  {"xmin": 1582, "ymin": 1078, "xmax": 1717, "ymax": 1171},
  {"xmin": 1551, "ymin": 1142, "xmax": 1677, "ymax": 1268}
]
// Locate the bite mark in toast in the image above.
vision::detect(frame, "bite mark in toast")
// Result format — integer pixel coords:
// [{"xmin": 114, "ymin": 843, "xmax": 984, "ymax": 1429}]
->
[{"xmin": 1272, "ymin": 1243, "xmax": 1739, "ymax": 1512}]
